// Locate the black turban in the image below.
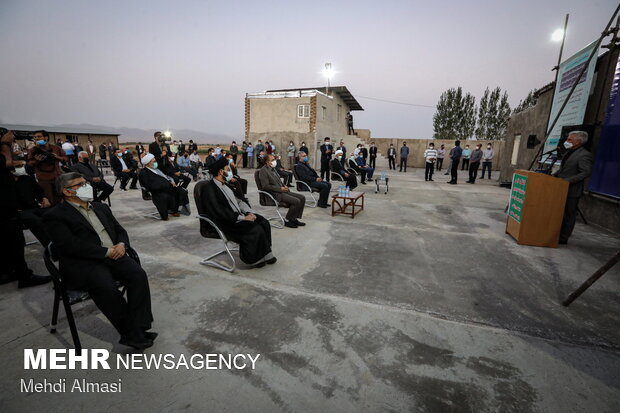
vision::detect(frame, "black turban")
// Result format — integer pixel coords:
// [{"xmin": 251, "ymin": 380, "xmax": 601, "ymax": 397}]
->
[{"xmin": 208, "ymin": 157, "xmax": 229, "ymax": 176}]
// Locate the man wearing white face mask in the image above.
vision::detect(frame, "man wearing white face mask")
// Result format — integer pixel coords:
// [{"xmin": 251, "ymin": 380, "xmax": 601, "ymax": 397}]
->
[
  {"xmin": 259, "ymin": 154, "xmax": 306, "ymax": 228},
  {"xmin": 552, "ymin": 131, "xmax": 593, "ymax": 244},
  {"xmin": 43, "ymin": 172, "xmax": 155, "ymax": 349}
]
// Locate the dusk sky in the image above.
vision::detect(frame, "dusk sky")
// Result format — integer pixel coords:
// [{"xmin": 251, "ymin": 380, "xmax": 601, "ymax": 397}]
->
[{"xmin": 0, "ymin": 0, "xmax": 615, "ymax": 140}]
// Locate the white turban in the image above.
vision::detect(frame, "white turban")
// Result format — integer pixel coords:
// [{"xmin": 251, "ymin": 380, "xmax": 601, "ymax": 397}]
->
[
  {"xmin": 142, "ymin": 153, "xmax": 155, "ymax": 165},
  {"xmin": 335, "ymin": 150, "xmax": 343, "ymax": 156}
]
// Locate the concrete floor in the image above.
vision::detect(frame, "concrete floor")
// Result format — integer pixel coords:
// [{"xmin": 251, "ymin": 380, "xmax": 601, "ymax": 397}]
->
[{"xmin": 1, "ymin": 167, "xmax": 619, "ymax": 412}]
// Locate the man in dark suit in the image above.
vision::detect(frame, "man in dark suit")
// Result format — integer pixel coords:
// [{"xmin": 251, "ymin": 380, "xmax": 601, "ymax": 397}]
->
[
  {"xmin": 369, "ymin": 142, "xmax": 378, "ymax": 169},
  {"xmin": 296, "ymin": 152, "xmax": 331, "ymax": 208},
  {"xmin": 149, "ymin": 131, "xmax": 164, "ymax": 166},
  {"xmin": 259, "ymin": 154, "xmax": 306, "ymax": 228},
  {"xmin": 330, "ymin": 150, "xmax": 357, "ymax": 190},
  {"xmin": 43, "ymin": 172, "xmax": 155, "ymax": 349},
  {"xmin": 319, "ymin": 137, "xmax": 333, "ymax": 181},
  {"xmin": 553, "ymin": 131, "xmax": 593, "ymax": 244},
  {"xmin": 110, "ymin": 149, "xmax": 138, "ymax": 190},
  {"xmin": 387, "ymin": 143, "xmax": 396, "ymax": 170},
  {"xmin": 72, "ymin": 151, "xmax": 114, "ymax": 202}
]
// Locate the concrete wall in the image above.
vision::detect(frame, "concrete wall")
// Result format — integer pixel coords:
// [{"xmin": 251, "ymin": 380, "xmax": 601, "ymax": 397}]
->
[
  {"xmin": 354, "ymin": 136, "xmax": 505, "ymax": 170},
  {"xmin": 248, "ymin": 97, "xmax": 312, "ymax": 134},
  {"xmin": 314, "ymin": 92, "xmax": 350, "ymax": 141}
]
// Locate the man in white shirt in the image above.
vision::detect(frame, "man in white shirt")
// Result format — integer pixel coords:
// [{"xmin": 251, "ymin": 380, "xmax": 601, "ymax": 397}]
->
[
  {"xmin": 424, "ymin": 143, "xmax": 438, "ymax": 181},
  {"xmin": 481, "ymin": 143, "xmax": 495, "ymax": 179}
]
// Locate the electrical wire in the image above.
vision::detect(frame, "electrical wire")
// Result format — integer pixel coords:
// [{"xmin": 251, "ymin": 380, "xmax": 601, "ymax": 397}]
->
[{"xmin": 356, "ymin": 95, "xmax": 436, "ymax": 109}]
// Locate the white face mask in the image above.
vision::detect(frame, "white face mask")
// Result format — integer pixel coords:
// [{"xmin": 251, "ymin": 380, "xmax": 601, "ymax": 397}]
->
[
  {"xmin": 563, "ymin": 141, "xmax": 573, "ymax": 149},
  {"xmin": 12, "ymin": 166, "xmax": 28, "ymax": 176},
  {"xmin": 270, "ymin": 160, "xmax": 277, "ymax": 168},
  {"xmin": 225, "ymin": 170, "xmax": 233, "ymax": 182},
  {"xmin": 228, "ymin": 159, "xmax": 234, "ymax": 164},
  {"xmin": 74, "ymin": 183, "xmax": 94, "ymax": 202}
]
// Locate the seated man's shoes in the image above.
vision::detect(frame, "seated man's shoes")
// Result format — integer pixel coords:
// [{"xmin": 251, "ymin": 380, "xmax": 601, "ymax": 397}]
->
[
  {"xmin": 143, "ymin": 331, "xmax": 158, "ymax": 341},
  {"xmin": 284, "ymin": 221, "xmax": 298, "ymax": 228},
  {"xmin": 18, "ymin": 274, "xmax": 52, "ymax": 289},
  {"xmin": 266, "ymin": 257, "xmax": 277, "ymax": 265},
  {"xmin": 170, "ymin": 212, "xmax": 181, "ymax": 217},
  {"xmin": 119, "ymin": 334, "xmax": 153, "ymax": 350},
  {"xmin": 293, "ymin": 219, "xmax": 306, "ymax": 227}
]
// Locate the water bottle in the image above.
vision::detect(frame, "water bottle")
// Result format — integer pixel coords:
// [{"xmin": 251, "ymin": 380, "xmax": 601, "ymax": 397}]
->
[
  {"xmin": 339, "ymin": 186, "xmax": 343, "ymax": 196},
  {"xmin": 345, "ymin": 186, "xmax": 350, "ymax": 196}
]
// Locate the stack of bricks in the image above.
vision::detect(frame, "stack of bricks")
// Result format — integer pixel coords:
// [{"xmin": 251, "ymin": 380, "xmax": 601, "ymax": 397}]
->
[
  {"xmin": 244, "ymin": 97, "xmax": 251, "ymax": 138},
  {"xmin": 309, "ymin": 96, "xmax": 317, "ymax": 133}
]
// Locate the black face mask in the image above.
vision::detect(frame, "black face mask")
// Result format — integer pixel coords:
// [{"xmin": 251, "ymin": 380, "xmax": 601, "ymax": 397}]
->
[{"xmin": 83, "ymin": 158, "xmax": 90, "ymax": 164}]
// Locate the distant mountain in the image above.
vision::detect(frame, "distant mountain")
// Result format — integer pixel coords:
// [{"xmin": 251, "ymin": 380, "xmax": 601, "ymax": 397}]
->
[{"xmin": 53, "ymin": 123, "xmax": 237, "ymax": 144}]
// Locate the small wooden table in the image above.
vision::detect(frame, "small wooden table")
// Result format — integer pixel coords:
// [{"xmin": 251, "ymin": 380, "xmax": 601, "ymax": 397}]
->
[{"xmin": 331, "ymin": 191, "xmax": 365, "ymax": 218}]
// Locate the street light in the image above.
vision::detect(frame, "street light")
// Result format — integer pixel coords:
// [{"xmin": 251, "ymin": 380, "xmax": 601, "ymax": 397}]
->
[
  {"xmin": 322, "ymin": 62, "xmax": 334, "ymax": 94},
  {"xmin": 551, "ymin": 28, "xmax": 565, "ymax": 42},
  {"xmin": 164, "ymin": 130, "xmax": 171, "ymax": 138}
]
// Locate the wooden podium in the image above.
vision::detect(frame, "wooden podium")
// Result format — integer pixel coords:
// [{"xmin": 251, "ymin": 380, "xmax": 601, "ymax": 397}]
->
[{"xmin": 506, "ymin": 170, "xmax": 569, "ymax": 248}]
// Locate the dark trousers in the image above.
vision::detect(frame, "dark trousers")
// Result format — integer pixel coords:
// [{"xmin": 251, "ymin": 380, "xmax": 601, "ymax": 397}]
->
[
  {"xmin": 369, "ymin": 156, "xmax": 376, "ymax": 169},
  {"xmin": 425, "ymin": 162, "xmax": 435, "ymax": 180},
  {"xmin": 39, "ymin": 179, "xmax": 61, "ymax": 205},
  {"xmin": 174, "ymin": 173, "xmax": 191, "ymax": 189},
  {"xmin": 242, "ymin": 152, "xmax": 247, "ymax": 168},
  {"xmin": 118, "ymin": 171, "xmax": 138, "ymax": 189},
  {"xmin": 468, "ymin": 161, "xmax": 480, "ymax": 183},
  {"xmin": 320, "ymin": 159, "xmax": 331, "ymax": 181},
  {"xmin": 0, "ymin": 214, "xmax": 32, "ymax": 282},
  {"xmin": 278, "ymin": 170, "xmax": 293, "ymax": 186},
  {"xmin": 309, "ymin": 181, "xmax": 332, "ymax": 206},
  {"xmin": 388, "ymin": 156, "xmax": 396, "ymax": 170},
  {"xmin": 66, "ymin": 256, "xmax": 153, "ymax": 336},
  {"xmin": 19, "ymin": 208, "xmax": 50, "ymax": 246},
  {"xmin": 450, "ymin": 159, "xmax": 460, "ymax": 183},
  {"xmin": 399, "ymin": 158, "xmax": 407, "ymax": 172},
  {"xmin": 461, "ymin": 158, "xmax": 470, "ymax": 170},
  {"xmin": 152, "ymin": 187, "xmax": 188, "ymax": 219},
  {"xmin": 232, "ymin": 154, "xmax": 238, "ymax": 164},
  {"xmin": 179, "ymin": 166, "xmax": 198, "ymax": 179},
  {"xmin": 481, "ymin": 161, "xmax": 492, "ymax": 179},
  {"xmin": 340, "ymin": 173, "xmax": 358, "ymax": 190},
  {"xmin": 93, "ymin": 180, "xmax": 114, "ymax": 202},
  {"xmin": 280, "ymin": 192, "xmax": 305, "ymax": 221},
  {"xmin": 560, "ymin": 197, "xmax": 580, "ymax": 242},
  {"xmin": 348, "ymin": 124, "xmax": 355, "ymax": 135},
  {"xmin": 436, "ymin": 158, "xmax": 444, "ymax": 170}
]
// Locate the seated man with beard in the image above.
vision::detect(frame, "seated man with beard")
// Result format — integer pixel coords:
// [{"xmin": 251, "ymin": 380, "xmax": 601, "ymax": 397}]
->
[
  {"xmin": 330, "ymin": 150, "xmax": 357, "ymax": 190},
  {"xmin": 139, "ymin": 153, "xmax": 190, "ymax": 220},
  {"xmin": 200, "ymin": 158, "xmax": 276, "ymax": 268}
]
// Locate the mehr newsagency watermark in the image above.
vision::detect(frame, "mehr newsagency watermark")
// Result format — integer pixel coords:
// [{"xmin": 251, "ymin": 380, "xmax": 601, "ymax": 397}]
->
[{"xmin": 20, "ymin": 349, "xmax": 260, "ymax": 393}]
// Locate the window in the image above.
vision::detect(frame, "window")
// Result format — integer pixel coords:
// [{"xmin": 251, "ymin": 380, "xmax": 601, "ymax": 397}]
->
[
  {"xmin": 297, "ymin": 104, "xmax": 310, "ymax": 118},
  {"xmin": 322, "ymin": 106, "xmax": 327, "ymax": 120},
  {"xmin": 65, "ymin": 134, "xmax": 78, "ymax": 143},
  {"xmin": 511, "ymin": 134, "xmax": 521, "ymax": 165},
  {"xmin": 337, "ymin": 104, "xmax": 342, "ymax": 121}
]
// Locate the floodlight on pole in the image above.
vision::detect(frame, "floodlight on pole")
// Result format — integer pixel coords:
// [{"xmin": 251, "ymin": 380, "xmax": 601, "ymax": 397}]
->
[
  {"xmin": 551, "ymin": 28, "xmax": 565, "ymax": 42},
  {"xmin": 164, "ymin": 130, "xmax": 171, "ymax": 138},
  {"xmin": 323, "ymin": 62, "xmax": 334, "ymax": 94}
]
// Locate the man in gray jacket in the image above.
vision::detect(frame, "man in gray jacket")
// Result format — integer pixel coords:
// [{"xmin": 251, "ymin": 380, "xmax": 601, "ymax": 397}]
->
[
  {"xmin": 259, "ymin": 154, "xmax": 306, "ymax": 229},
  {"xmin": 553, "ymin": 131, "xmax": 593, "ymax": 244},
  {"xmin": 467, "ymin": 144, "xmax": 483, "ymax": 184}
]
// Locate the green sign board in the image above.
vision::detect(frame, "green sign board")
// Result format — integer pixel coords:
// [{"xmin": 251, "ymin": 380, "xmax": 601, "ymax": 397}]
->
[{"xmin": 508, "ymin": 173, "xmax": 528, "ymax": 223}]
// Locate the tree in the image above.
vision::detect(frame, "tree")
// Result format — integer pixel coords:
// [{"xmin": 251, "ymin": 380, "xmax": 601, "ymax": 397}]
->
[
  {"xmin": 433, "ymin": 87, "xmax": 476, "ymax": 140},
  {"xmin": 476, "ymin": 86, "xmax": 510, "ymax": 140},
  {"xmin": 513, "ymin": 90, "xmax": 537, "ymax": 114}
]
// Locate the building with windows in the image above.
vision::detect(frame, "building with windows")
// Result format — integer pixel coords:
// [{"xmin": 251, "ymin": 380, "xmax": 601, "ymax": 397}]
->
[
  {"xmin": 1, "ymin": 123, "xmax": 120, "ymax": 151},
  {"xmin": 245, "ymin": 86, "xmax": 363, "ymax": 162}
]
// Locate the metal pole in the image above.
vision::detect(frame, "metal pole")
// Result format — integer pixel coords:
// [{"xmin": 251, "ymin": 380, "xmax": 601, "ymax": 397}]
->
[
  {"xmin": 528, "ymin": 3, "xmax": 620, "ymax": 171},
  {"xmin": 542, "ymin": 14, "xmax": 569, "ymax": 137},
  {"xmin": 562, "ymin": 250, "xmax": 620, "ymax": 306}
]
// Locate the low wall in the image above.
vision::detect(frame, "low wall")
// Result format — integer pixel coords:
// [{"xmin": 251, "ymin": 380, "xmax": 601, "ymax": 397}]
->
[{"xmin": 356, "ymin": 137, "xmax": 505, "ymax": 170}]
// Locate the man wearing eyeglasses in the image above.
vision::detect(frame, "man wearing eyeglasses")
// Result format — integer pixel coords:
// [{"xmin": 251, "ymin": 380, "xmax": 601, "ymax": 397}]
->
[{"xmin": 43, "ymin": 172, "xmax": 155, "ymax": 349}]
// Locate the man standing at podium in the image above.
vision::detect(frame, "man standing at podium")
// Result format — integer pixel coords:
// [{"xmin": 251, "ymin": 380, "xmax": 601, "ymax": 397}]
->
[{"xmin": 553, "ymin": 131, "xmax": 593, "ymax": 244}]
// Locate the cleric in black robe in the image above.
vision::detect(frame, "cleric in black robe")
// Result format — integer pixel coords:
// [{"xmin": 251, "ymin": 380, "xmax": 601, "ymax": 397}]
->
[
  {"xmin": 138, "ymin": 153, "xmax": 190, "ymax": 220},
  {"xmin": 201, "ymin": 158, "xmax": 276, "ymax": 267}
]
